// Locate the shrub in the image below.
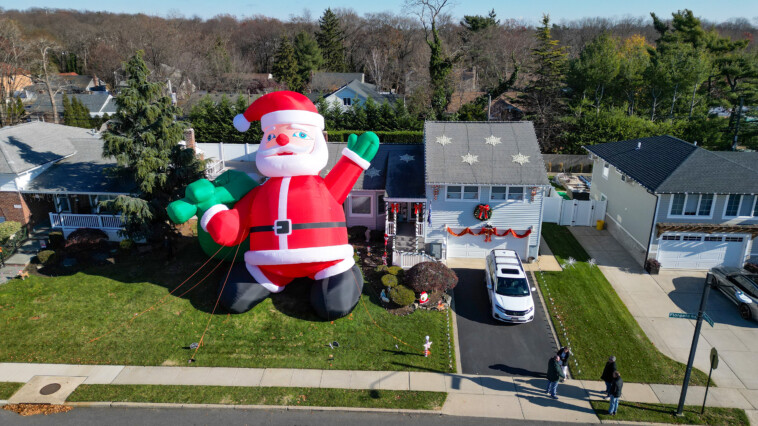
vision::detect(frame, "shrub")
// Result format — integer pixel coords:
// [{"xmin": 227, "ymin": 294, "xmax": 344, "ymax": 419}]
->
[
  {"xmin": 381, "ymin": 274, "xmax": 398, "ymax": 288},
  {"xmin": 348, "ymin": 226, "xmax": 369, "ymax": 241},
  {"xmin": 369, "ymin": 229, "xmax": 384, "ymax": 242},
  {"xmin": 374, "ymin": 265, "xmax": 389, "ymax": 273},
  {"xmin": 387, "ymin": 266, "xmax": 403, "ymax": 276},
  {"xmin": 327, "ymin": 130, "xmax": 423, "ymax": 143},
  {"xmin": 406, "ymin": 261, "xmax": 458, "ymax": 293},
  {"xmin": 0, "ymin": 221, "xmax": 22, "ymax": 244},
  {"xmin": 119, "ymin": 239, "xmax": 135, "ymax": 252},
  {"xmin": 65, "ymin": 228, "xmax": 109, "ymax": 257},
  {"xmin": 389, "ymin": 285, "xmax": 416, "ymax": 307},
  {"xmin": 36, "ymin": 250, "xmax": 57, "ymax": 266},
  {"xmin": 48, "ymin": 231, "xmax": 65, "ymax": 249}
]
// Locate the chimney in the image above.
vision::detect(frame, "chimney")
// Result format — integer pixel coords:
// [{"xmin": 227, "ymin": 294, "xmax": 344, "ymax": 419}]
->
[
  {"xmin": 636, "ymin": 142, "xmax": 641, "ymax": 150},
  {"xmin": 183, "ymin": 128, "xmax": 196, "ymax": 151},
  {"xmin": 93, "ymin": 74, "xmax": 99, "ymax": 87}
]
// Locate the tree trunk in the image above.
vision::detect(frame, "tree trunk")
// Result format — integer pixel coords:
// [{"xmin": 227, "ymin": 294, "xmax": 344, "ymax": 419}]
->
[
  {"xmin": 41, "ymin": 48, "xmax": 59, "ymax": 124},
  {"xmin": 651, "ymin": 96, "xmax": 658, "ymax": 121},
  {"xmin": 669, "ymin": 84, "xmax": 679, "ymax": 118},
  {"xmin": 689, "ymin": 82, "xmax": 698, "ymax": 118}
]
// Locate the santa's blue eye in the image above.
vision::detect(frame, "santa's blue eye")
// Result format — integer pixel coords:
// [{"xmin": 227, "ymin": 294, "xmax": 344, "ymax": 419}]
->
[
  {"xmin": 293, "ymin": 131, "xmax": 308, "ymax": 139},
  {"xmin": 267, "ymin": 134, "xmax": 276, "ymax": 141}
]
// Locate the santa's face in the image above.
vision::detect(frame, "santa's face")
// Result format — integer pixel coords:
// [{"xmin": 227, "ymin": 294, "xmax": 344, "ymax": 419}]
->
[{"xmin": 256, "ymin": 123, "xmax": 328, "ymax": 178}]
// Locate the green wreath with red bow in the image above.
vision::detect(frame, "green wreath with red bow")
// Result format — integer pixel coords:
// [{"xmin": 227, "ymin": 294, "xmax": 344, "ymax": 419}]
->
[{"xmin": 474, "ymin": 204, "xmax": 492, "ymax": 221}]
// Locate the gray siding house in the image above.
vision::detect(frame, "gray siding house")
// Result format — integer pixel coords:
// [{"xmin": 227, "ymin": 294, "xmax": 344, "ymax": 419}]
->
[{"xmin": 586, "ymin": 136, "xmax": 758, "ymax": 270}]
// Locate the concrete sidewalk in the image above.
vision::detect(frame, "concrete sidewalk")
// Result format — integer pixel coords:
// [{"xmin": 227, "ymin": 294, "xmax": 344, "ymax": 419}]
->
[{"xmin": 1, "ymin": 363, "xmax": 756, "ymax": 423}]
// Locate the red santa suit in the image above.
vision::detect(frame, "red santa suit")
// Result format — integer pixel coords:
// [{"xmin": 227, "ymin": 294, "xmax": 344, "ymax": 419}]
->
[{"xmin": 201, "ymin": 147, "xmax": 370, "ymax": 292}]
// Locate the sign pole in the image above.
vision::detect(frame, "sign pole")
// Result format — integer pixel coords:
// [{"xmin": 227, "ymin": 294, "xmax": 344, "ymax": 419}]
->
[
  {"xmin": 676, "ymin": 279, "xmax": 711, "ymax": 416},
  {"xmin": 702, "ymin": 348, "xmax": 718, "ymax": 415}
]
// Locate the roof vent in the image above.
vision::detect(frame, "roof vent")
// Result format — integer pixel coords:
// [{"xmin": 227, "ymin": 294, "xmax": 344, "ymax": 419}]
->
[{"xmin": 636, "ymin": 142, "xmax": 641, "ymax": 150}]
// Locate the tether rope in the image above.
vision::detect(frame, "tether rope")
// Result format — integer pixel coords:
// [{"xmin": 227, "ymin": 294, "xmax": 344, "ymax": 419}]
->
[{"xmin": 88, "ymin": 244, "xmax": 229, "ymax": 343}]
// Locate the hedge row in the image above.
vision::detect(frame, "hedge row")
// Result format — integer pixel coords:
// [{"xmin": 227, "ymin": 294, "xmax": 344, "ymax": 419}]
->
[{"xmin": 326, "ymin": 130, "xmax": 423, "ymax": 144}]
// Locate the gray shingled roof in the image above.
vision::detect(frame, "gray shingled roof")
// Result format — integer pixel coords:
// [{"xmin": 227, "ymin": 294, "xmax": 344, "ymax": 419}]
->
[
  {"xmin": 26, "ymin": 93, "xmax": 113, "ymax": 116},
  {"xmin": 584, "ymin": 136, "xmax": 758, "ymax": 194},
  {"xmin": 24, "ymin": 137, "xmax": 136, "ymax": 194},
  {"xmin": 310, "ymin": 72, "xmax": 364, "ymax": 92},
  {"xmin": 424, "ymin": 121, "xmax": 549, "ymax": 186},
  {"xmin": 0, "ymin": 122, "xmax": 78, "ymax": 174},
  {"xmin": 335, "ymin": 80, "xmax": 397, "ymax": 104},
  {"xmin": 324, "ymin": 142, "xmax": 425, "ymax": 198}
]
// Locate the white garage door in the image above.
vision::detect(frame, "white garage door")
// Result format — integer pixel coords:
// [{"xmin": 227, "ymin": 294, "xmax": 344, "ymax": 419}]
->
[
  {"xmin": 657, "ymin": 233, "xmax": 748, "ymax": 270},
  {"xmin": 447, "ymin": 234, "xmax": 529, "ymax": 259}
]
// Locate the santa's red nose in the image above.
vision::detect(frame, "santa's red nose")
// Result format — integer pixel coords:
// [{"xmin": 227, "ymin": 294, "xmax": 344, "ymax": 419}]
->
[{"xmin": 276, "ymin": 134, "xmax": 289, "ymax": 146}]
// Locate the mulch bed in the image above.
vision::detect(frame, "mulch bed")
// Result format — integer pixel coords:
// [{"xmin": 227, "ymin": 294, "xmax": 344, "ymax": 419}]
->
[{"xmin": 3, "ymin": 404, "xmax": 73, "ymax": 416}]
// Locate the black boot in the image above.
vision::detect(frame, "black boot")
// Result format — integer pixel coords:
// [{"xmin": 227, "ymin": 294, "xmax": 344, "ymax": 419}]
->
[
  {"xmin": 218, "ymin": 263, "xmax": 271, "ymax": 314},
  {"xmin": 310, "ymin": 264, "xmax": 364, "ymax": 320}
]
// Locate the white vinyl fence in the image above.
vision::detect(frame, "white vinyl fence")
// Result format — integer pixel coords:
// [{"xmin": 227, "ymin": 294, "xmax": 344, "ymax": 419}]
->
[{"xmin": 543, "ymin": 198, "xmax": 606, "ymax": 227}]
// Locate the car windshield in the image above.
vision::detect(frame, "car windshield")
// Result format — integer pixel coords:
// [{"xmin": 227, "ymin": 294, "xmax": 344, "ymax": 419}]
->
[{"xmin": 496, "ymin": 277, "xmax": 530, "ymax": 297}]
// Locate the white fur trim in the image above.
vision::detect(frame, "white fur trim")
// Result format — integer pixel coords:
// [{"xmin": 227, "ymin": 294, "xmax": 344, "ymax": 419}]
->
[
  {"xmin": 244, "ymin": 244, "xmax": 354, "ymax": 265},
  {"xmin": 278, "ymin": 177, "xmax": 291, "ymax": 249},
  {"xmin": 233, "ymin": 114, "xmax": 250, "ymax": 132},
  {"xmin": 342, "ymin": 148, "xmax": 371, "ymax": 170},
  {"xmin": 314, "ymin": 256, "xmax": 355, "ymax": 280},
  {"xmin": 245, "ymin": 264, "xmax": 285, "ymax": 293},
  {"xmin": 262, "ymin": 110, "xmax": 324, "ymax": 130},
  {"xmin": 200, "ymin": 204, "xmax": 229, "ymax": 232}
]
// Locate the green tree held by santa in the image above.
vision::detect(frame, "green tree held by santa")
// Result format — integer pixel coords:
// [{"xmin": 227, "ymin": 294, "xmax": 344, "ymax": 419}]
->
[{"xmin": 102, "ymin": 50, "xmax": 205, "ymax": 242}]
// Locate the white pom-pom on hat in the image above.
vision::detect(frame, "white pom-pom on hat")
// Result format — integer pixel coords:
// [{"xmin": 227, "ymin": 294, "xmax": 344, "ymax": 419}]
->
[{"xmin": 233, "ymin": 114, "xmax": 250, "ymax": 132}]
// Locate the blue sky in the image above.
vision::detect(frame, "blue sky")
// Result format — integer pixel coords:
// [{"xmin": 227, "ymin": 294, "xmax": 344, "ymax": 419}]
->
[{"xmin": 10, "ymin": 0, "xmax": 758, "ymax": 23}]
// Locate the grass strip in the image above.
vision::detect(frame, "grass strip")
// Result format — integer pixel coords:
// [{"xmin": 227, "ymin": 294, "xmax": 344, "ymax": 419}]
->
[
  {"xmin": 590, "ymin": 400, "xmax": 749, "ymax": 425},
  {"xmin": 0, "ymin": 382, "xmax": 24, "ymax": 400},
  {"xmin": 68, "ymin": 384, "xmax": 446, "ymax": 410},
  {"xmin": 536, "ymin": 223, "xmax": 708, "ymax": 385},
  {"xmin": 0, "ymin": 241, "xmax": 453, "ymax": 372}
]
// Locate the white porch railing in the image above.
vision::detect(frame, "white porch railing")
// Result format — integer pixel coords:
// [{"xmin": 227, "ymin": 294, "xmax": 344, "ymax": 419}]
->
[
  {"xmin": 392, "ymin": 250, "xmax": 439, "ymax": 270},
  {"xmin": 206, "ymin": 159, "xmax": 226, "ymax": 180},
  {"xmin": 49, "ymin": 213, "xmax": 125, "ymax": 230}
]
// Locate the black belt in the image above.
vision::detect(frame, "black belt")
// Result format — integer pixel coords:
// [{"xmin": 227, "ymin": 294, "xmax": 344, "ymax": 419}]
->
[{"xmin": 250, "ymin": 220, "xmax": 346, "ymax": 235}]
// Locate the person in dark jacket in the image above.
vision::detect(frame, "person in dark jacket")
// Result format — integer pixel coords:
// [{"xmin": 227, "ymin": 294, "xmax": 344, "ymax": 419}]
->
[
  {"xmin": 545, "ymin": 355, "xmax": 565, "ymax": 399},
  {"xmin": 608, "ymin": 371, "xmax": 623, "ymax": 415},
  {"xmin": 557, "ymin": 347, "xmax": 571, "ymax": 380},
  {"xmin": 600, "ymin": 356, "xmax": 617, "ymax": 398}
]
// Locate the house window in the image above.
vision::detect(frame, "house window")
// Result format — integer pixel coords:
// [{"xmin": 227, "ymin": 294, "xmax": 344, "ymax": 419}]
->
[
  {"xmin": 725, "ymin": 195, "xmax": 741, "ymax": 216},
  {"xmin": 490, "ymin": 187, "xmax": 507, "ymax": 200},
  {"xmin": 683, "ymin": 236, "xmax": 701, "ymax": 241},
  {"xmin": 507, "ymin": 187, "xmax": 524, "ymax": 201},
  {"xmin": 602, "ymin": 163, "xmax": 609, "ymax": 179},
  {"xmin": 704, "ymin": 236, "xmax": 722, "ymax": 242},
  {"xmin": 662, "ymin": 235, "xmax": 680, "ymax": 241},
  {"xmin": 349, "ymin": 195, "xmax": 372, "ymax": 216},
  {"xmin": 447, "ymin": 185, "xmax": 478, "ymax": 201},
  {"xmin": 342, "ymin": 97, "xmax": 352, "ymax": 106},
  {"xmin": 725, "ymin": 236, "xmax": 744, "ymax": 242},
  {"xmin": 55, "ymin": 195, "xmax": 71, "ymax": 213},
  {"xmin": 377, "ymin": 195, "xmax": 386, "ymax": 215},
  {"xmin": 463, "ymin": 186, "xmax": 479, "ymax": 200},
  {"xmin": 669, "ymin": 194, "xmax": 713, "ymax": 217}
]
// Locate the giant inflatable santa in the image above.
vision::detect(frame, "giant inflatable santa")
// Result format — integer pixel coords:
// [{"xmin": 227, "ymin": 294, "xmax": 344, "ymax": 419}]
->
[{"xmin": 170, "ymin": 91, "xmax": 378, "ymax": 319}]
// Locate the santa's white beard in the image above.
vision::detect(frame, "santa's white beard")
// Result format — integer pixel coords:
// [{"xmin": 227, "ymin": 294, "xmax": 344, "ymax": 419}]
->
[{"xmin": 255, "ymin": 133, "xmax": 328, "ymax": 178}]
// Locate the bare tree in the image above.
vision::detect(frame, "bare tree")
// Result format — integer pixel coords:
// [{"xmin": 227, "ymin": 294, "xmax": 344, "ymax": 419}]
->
[{"xmin": 29, "ymin": 38, "xmax": 62, "ymax": 123}]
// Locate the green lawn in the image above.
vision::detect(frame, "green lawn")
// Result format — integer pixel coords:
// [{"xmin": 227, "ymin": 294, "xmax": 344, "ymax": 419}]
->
[
  {"xmin": 535, "ymin": 223, "xmax": 708, "ymax": 385},
  {"xmin": 0, "ymin": 241, "xmax": 454, "ymax": 372},
  {"xmin": 68, "ymin": 384, "xmax": 446, "ymax": 410},
  {"xmin": 590, "ymin": 400, "xmax": 749, "ymax": 425},
  {"xmin": 0, "ymin": 382, "xmax": 23, "ymax": 399}
]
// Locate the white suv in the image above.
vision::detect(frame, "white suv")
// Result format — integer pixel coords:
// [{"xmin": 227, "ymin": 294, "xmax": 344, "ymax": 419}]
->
[{"xmin": 485, "ymin": 249, "xmax": 536, "ymax": 323}]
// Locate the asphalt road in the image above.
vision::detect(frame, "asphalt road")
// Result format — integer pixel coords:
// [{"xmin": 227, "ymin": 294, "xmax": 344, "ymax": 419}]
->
[
  {"xmin": 0, "ymin": 406, "xmax": 571, "ymax": 426},
  {"xmin": 452, "ymin": 268, "xmax": 558, "ymax": 377}
]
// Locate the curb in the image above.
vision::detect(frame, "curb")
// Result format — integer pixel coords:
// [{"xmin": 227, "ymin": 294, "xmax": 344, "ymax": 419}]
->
[{"xmin": 64, "ymin": 401, "xmax": 440, "ymax": 415}]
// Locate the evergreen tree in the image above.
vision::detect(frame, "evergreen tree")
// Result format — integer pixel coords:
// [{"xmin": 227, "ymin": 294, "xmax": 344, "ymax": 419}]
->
[
  {"xmin": 272, "ymin": 35, "xmax": 302, "ymax": 92},
  {"xmin": 426, "ymin": 13, "xmax": 455, "ymax": 119},
  {"xmin": 293, "ymin": 31, "xmax": 323, "ymax": 89},
  {"xmin": 522, "ymin": 14, "xmax": 568, "ymax": 151},
  {"xmin": 460, "ymin": 9, "xmax": 498, "ymax": 32},
  {"xmin": 102, "ymin": 50, "xmax": 205, "ymax": 241},
  {"xmin": 570, "ymin": 32, "xmax": 620, "ymax": 115},
  {"xmin": 614, "ymin": 35, "xmax": 650, "ymax": 116},
  {"xmin": 316, "ymin": 8, "xmax": 347, "ymax": 72},
  {"xmin": 62, "ymin": 94, "xmax": 72, "ymax": 126},
  {"xmin": 377, "ymin": 101, "xmax": 396, "ymax": 131}
]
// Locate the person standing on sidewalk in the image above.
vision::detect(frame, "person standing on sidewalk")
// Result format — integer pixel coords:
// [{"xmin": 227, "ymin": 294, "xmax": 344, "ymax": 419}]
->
[
  {"xmin": 600, "ymin": 356, "xmax": 617, "ymax": 398},
  {"xmin": 546, "ymin": 354, "xmax": 565, "ymax": 399},
  {"xmin": 608, "ymin": 371, "xmax": 623, "ymax": 415},
  {"xmin": 557, "ymin": 347, "xmax": 571, "ymax": 381}
]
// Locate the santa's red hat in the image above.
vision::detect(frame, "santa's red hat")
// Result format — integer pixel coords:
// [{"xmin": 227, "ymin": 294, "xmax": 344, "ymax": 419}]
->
[{"xmin": 233, "ymin": 91, "xmax": 324, "ymax": 132}]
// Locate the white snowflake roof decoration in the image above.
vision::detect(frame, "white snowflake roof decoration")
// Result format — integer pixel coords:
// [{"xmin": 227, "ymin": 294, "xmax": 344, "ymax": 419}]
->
[
  {"xmin": 512, "ymin": 153, "xmax": 530, "ymax": 165},
  {"xmin": 364, "ymin": 167, "xmax": 382, "ymax": 178},
  {"xmin": 436, "ymin": 135, "xmax": 452, "ymax": 146},
  {"xmin": 461, "ymin": 153, "xmax": 479, "ymax": 165},
  {"xmin": 399, "ymin": 154, "xmax": 415, "ymax": 163},
  {"xmin": 485, "ymin": 135, "xmax": 501, "ymax": 146},
  {"xmin": 588, "ymin": 258, "xmax": 597, "ymax": 268}
]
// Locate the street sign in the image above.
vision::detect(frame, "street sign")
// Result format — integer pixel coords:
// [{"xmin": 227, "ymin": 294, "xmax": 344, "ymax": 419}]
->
[
  {"xmin": 703, "ymin": 313, "xmax": 715, "ymax": 328},
  {"xmin": 710, "ymin": 347, "xmax": 719, "ymax": 370},
  {"xmin": 669, "ymin": 312, "xmax": 697, "ymax": 320}
]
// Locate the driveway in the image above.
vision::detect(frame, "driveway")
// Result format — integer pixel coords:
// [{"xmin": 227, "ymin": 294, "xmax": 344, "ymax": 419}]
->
[
  {"xmin": 450, "ymin": 260, "xmax": 559, "ymax": 377},
  {"xmin": 570, "ymin": 227, "xmax": 758, "ymax": 395}
]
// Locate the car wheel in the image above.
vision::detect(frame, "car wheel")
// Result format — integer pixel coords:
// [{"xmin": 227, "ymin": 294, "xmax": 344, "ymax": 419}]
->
[{"xmin": 739, "ymin": 304, "xmax": 752, "ymax": 320}]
